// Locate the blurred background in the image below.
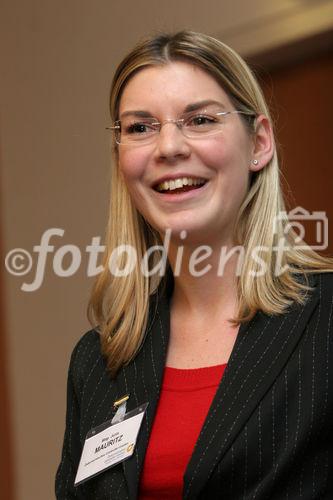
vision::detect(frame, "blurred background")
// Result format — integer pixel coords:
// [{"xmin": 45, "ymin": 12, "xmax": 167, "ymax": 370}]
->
[{"xmin": 1, "ymin": 1, "xmax": 333, "ymax": 498}]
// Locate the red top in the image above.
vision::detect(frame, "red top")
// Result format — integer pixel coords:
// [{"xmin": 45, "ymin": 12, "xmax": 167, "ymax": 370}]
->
[{"xmin": 139, "ymin": 363, "xmax": 227, "ymax": 499}]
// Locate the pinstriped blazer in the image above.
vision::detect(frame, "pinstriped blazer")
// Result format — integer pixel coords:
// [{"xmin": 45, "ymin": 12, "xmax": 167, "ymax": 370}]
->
[{"xmin": 56, "ymin": 272, "xmax": 333, "ymax": 499}]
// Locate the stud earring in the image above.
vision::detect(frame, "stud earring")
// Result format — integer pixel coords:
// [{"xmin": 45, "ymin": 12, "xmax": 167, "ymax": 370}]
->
[{"xmin": 252, "ymin": 159, "xmax": 259, "ymax": 166}]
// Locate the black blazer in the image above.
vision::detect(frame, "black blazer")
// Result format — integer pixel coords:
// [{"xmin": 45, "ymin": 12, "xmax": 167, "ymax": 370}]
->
[{"xmin": 56, "ymin": 272, "xmax": 333, "ymax": 499}]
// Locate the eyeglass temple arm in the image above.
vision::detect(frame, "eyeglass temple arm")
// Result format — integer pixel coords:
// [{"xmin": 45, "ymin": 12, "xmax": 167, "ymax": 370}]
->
[
  {"xmin": 105, "ymin": 125, "xmax": 120, "ymax": 130},
  {"xmin": 216, "ymin": 110, "xmax": 256, "ymax": 116}
]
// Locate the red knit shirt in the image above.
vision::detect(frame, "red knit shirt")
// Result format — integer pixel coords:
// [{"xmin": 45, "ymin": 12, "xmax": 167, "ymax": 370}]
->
[{"xmin": 139, "ymin": 363, "xmax": 227, "ymax": 499}]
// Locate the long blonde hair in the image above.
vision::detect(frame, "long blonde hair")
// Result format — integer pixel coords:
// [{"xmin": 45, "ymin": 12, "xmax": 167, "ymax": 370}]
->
[{"xmin": 88, "ymin": 31, "xmax": 333, "ymax": 378}]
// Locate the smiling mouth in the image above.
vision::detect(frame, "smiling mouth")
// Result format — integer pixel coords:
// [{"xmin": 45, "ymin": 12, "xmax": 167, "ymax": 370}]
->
[{"xmin": 154, "ymin": 177, "xmax": 207, "ymax": 194}]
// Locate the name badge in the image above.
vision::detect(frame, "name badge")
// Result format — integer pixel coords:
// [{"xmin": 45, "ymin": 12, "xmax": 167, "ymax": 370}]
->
[{"xmin": 74, "ymin": 400, "xmax": 148, "ymax": 486}]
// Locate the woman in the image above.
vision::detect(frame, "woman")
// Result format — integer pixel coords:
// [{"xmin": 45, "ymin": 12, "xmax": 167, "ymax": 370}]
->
[{"xmin": 56, "ymin": 31, "xmax": 333, "ymax": 499}]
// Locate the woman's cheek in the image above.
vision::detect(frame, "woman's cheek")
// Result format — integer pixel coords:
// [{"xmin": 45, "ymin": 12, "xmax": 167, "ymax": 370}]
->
[
  {"xmin": 192, "ymin": 139, "xmax": 227, "ymax": 166},
  {"xmin": 119, "ymin": 149, "xmax": 148, "ymax": 180}
]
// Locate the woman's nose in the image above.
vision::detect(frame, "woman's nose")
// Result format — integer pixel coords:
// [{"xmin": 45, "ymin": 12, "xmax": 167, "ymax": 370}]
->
[{"xmin": 154, "ymin": 122, "xmax": 191, "ymax": 162}]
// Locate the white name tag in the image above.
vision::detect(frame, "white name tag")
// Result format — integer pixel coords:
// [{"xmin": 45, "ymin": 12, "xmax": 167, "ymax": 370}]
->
[{"xmin": 74, "ymin": 403, "xmax": 148, "ymax": 486}]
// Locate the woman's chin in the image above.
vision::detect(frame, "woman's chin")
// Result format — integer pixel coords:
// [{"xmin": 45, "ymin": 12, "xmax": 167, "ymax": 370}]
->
[{"xmin": 155, "ymin": 223, "xmax": 214, "ymax": 246}]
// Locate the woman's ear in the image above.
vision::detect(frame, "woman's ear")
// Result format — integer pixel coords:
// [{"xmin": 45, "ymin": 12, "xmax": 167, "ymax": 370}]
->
[{"xmin": 250, "ymin": 114, "xmax": 274, "ymax": 172}]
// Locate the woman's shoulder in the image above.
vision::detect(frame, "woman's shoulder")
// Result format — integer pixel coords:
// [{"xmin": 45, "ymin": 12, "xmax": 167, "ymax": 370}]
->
[
  {"xmin": 68, "ymin": 328, "xmax": 106, "ymax": 386},
  {"xmin": 306, "ymin": 272, "xmax": 333, "ymax": 334},
  {"xmin": 311, "ymin": 270, "xmax": 333, "ymax": 296},
  {"xmin": 72, "ymin": 327, "xmax": 101, "ymax": 351}
]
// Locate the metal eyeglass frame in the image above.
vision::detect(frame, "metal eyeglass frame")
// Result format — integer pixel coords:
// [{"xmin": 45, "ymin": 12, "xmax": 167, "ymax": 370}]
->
[{"xmin": 106, "ymin": 110, "xmax": 256, "ymax": 145}]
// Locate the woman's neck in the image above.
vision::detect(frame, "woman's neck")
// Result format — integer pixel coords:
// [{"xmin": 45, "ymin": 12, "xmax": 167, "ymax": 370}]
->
[{"xmin": 167, "ymin": 238, "xmax": 240, "ymax": 319}]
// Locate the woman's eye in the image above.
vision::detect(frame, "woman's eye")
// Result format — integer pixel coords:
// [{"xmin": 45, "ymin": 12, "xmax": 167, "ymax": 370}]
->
[
  {"xmin": 188, "ymin": 115, "xmax": 216, "ymax": 126},
  {"xmin": 127, "ymin": 122, "xmax": 152, "ymax": 134}
]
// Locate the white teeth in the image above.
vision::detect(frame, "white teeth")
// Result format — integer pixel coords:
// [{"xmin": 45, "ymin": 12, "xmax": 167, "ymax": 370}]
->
[{"xmin": 156, "ymin": 177, "xmax": 206, "ymax": 192}]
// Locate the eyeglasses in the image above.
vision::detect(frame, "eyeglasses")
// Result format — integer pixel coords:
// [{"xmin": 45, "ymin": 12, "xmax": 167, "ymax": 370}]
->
[{"xmin": 106, "ymin": 110, "xmax": 256, "ymax": 146}]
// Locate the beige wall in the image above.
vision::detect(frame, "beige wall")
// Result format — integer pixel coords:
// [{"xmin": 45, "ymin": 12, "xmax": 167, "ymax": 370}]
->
[{"xmin": 1, "ymin": 1, "xmax": 333, "ymax": 499}]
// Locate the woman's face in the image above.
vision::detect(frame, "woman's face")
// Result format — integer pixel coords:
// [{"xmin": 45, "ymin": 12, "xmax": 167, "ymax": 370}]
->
[{"xmin": 118, "ymin": 61, "xmax": 266, "ymax": 245}]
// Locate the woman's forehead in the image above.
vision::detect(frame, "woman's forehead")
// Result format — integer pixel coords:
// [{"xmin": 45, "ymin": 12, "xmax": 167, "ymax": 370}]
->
[{"xmin": 118, "ymin": 61, "xmax": 232, "ymax": 114}]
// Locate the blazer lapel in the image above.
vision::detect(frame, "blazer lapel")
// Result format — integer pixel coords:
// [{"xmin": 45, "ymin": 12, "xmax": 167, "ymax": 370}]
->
[
  {"xmin": 116, "ymin": 289, "xmax": 171, "ymax": 499},
  {"xmin": 183, "ymin": 275, "xmax": 320, "ymax": 499}
]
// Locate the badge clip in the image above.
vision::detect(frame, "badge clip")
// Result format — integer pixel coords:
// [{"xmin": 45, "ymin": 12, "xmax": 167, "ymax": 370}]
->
[
  {"xmin": 113, "ymin": 394, "xmax": 129, "ymax": 409},
  {"xmin": 112, "ymin": 394, "xmax": 129, "ymax": 424}
]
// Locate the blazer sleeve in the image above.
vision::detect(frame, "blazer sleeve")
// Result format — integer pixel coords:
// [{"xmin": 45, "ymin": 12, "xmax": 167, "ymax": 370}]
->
[{"xmin": 55, "ymin": 330, "xmax": 98, "ymax": 499}]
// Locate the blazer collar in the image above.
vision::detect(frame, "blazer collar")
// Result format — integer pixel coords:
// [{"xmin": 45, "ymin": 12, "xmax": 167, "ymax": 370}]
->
[{"xmin": 115, "ymin": 274, "xmax": 320, "ymax": 499}]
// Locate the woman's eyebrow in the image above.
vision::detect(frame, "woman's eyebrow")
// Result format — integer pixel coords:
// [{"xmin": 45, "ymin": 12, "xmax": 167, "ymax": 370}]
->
[
  {"xmin": 119, "ymin": 100, "xmax": 226, "ymax": 119},
  {"xmin": 183, "ymin": 100, "xmax": 226, "ymax": 113},
  {"xmin": 119, "ymin": 110, "xmax": 153, "ymax": 119}
]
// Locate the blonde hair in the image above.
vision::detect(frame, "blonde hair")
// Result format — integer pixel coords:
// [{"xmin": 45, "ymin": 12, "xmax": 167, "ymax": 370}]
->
[{"xmin": 88, "ymin": 31, "xmax": 333, "ymax": 378}]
